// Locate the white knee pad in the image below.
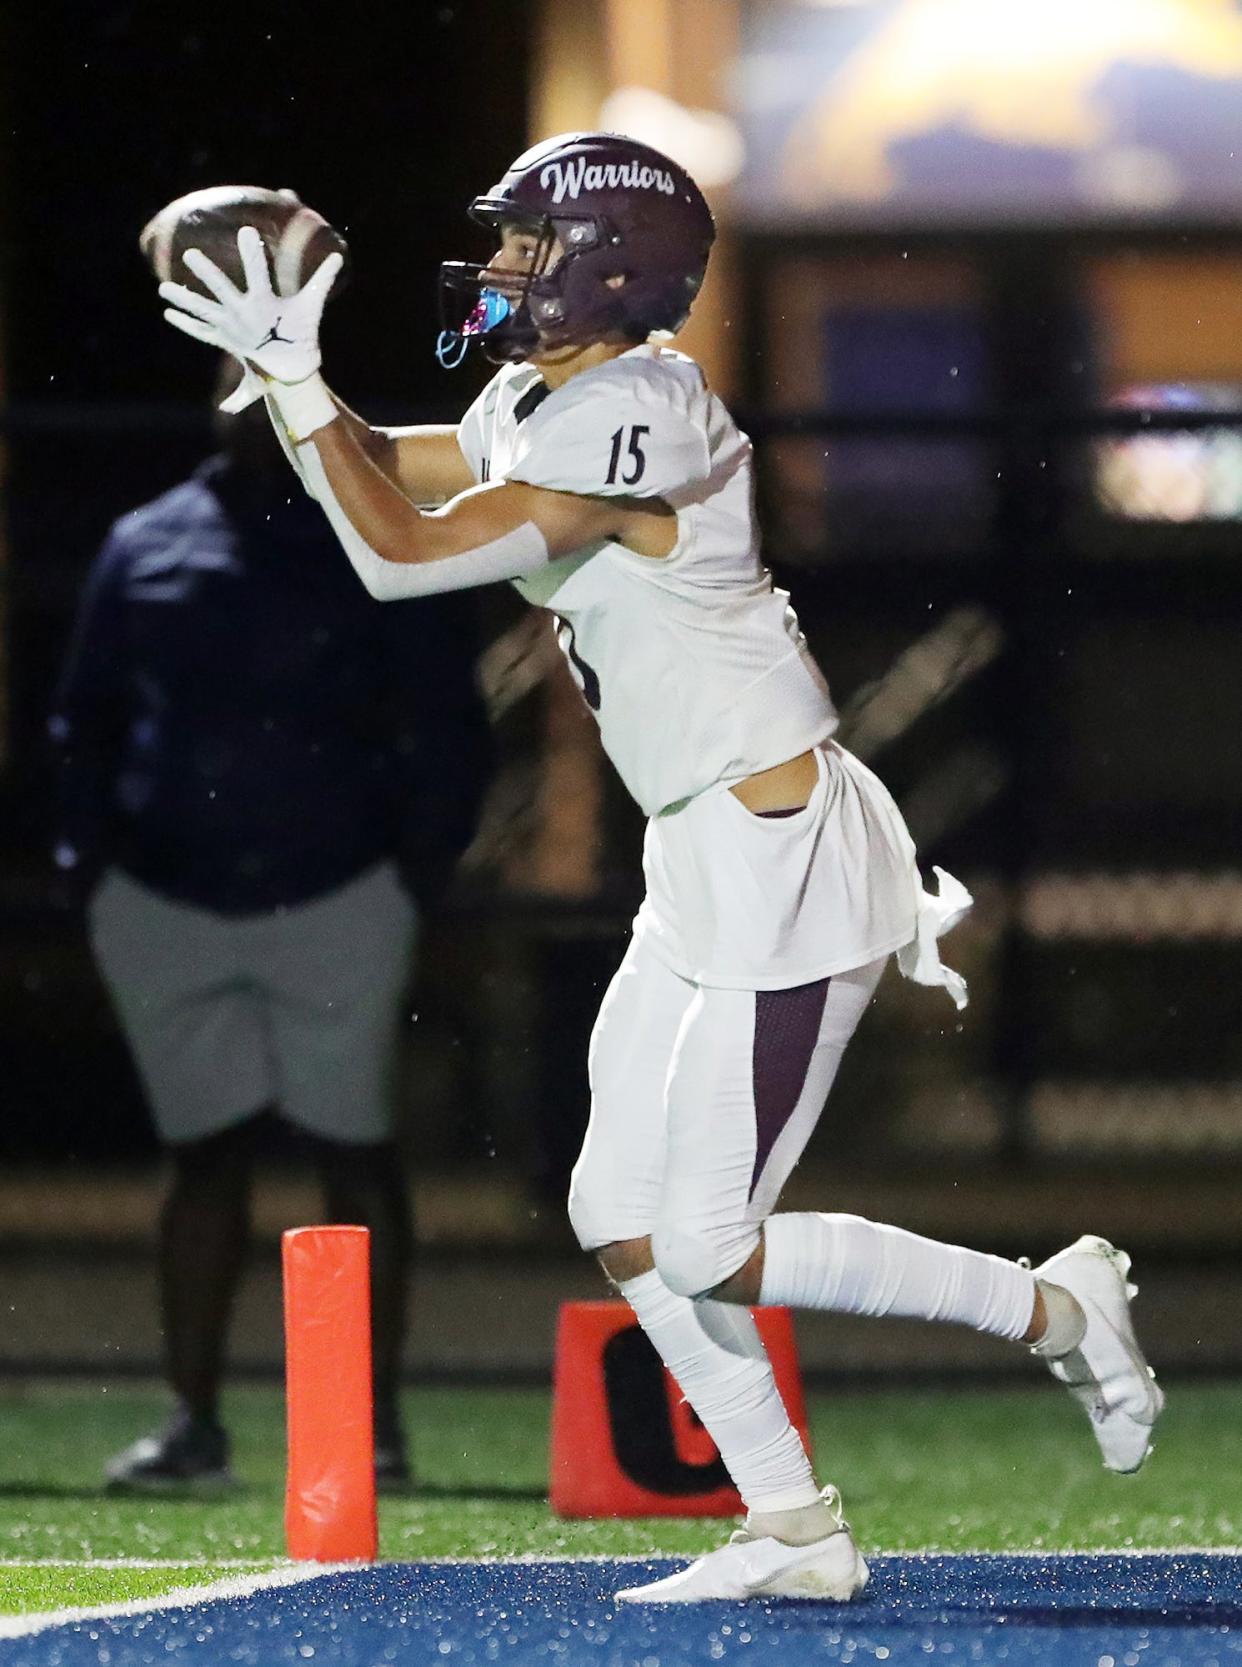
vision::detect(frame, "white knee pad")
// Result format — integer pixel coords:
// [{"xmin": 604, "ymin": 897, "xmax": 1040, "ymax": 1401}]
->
[
  {"xmin": 566, "ymin": 1170, "xmax": 611, "ymax": 1252},
  {"xmin": 567, "ymin": 1160, "xmax": 654, "ymax": 1253},
  {"xmin": 652, "ymin": 1220, "xmax": 760, "ymax": 1300}
]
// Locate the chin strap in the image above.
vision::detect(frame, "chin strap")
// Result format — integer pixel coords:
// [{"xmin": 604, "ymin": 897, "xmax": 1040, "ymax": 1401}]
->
[{"xmin": 435, "ymin": 330, "xmax": 470, "ymax": 369}]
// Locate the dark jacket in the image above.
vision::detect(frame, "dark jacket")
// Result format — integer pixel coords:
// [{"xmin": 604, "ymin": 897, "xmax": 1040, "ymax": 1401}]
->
[{"xmin": 50, "ymin": 455, "xmax": 493, "ymax": 913}]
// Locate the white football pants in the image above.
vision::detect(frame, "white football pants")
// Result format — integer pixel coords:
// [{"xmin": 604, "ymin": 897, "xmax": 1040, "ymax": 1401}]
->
[
  {"xmin": 569, "ymin": 935, "xmax": 884, "ymax": 1292},
  {"xmin": 569, "ymin": 934, "xmax": 1036, "ymax": 1513}
]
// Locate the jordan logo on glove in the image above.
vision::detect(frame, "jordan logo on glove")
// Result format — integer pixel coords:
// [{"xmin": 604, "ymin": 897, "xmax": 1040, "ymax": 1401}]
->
[{"xmin": 158, "ymin": 224, "xmax": 343, "ymax": 388}]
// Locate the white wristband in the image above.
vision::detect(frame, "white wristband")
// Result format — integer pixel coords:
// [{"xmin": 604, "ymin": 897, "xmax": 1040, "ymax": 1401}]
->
[
  {"xmin": 261, "ymin": 389, "xmax": 316, "ymax": 496},
  {"xmin": 268, "ymin": 373, "xmax": 338, "ymax": 445}
]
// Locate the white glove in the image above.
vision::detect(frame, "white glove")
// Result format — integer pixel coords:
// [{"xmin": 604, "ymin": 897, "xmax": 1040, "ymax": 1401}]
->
[
  {"xmin": 218, "ymin": 362, "xmax": 266, "ymax": 414},
  {"xmin": 152, "ymin": 289, "xmax": 264, "ymax": 413},
  {"xmin": 159, "ymin": 225, "xmax": 342, "ymax": 386}
]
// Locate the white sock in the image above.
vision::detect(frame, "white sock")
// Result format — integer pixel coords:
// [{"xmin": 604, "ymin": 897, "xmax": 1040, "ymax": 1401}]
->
[
  {"xmin": 759, "ymin": 1213, "xmax": 1037, "ymax": 1343},
  {"xmin": 618, "ymin": 1269, "xmax": 822, "ymax": 1513}
]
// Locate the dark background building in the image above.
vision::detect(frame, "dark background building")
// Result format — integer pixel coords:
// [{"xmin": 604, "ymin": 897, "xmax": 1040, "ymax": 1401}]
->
[{"xmin": 1, "ymin": 0, "xmax": 1239, "ymax": 1387}]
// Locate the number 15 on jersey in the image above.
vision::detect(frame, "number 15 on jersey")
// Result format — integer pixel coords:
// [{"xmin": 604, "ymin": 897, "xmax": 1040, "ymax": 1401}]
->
[{"xmin": 606, "ymin": 424, "xmax": 650, "ymax": 487}]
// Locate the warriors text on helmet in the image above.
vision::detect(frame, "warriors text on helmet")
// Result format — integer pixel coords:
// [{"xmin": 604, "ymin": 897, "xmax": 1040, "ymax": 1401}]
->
[{"xmin": 538, "ymin": 157, "xmax": 677, "ymax": 205}]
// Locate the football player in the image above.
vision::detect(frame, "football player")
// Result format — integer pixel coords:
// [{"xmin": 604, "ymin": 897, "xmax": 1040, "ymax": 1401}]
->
[{"xmin": 159, "ymin": 133, "xmax": 1162, "ymax": 1603}]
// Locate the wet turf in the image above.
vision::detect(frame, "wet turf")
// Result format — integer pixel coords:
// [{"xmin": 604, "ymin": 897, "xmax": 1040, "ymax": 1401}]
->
[
  {"xmin": 4, "ymin": 1378, "xmax": 1241, "ymax": 1629},
  {"xmin": 5, "ymin": 1554, "xmax": 1241, "ymax": 1666}
]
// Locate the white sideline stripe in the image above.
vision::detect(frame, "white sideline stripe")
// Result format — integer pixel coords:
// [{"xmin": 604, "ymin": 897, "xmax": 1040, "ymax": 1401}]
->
[{"xmin": 0, "ymin": 1562, "xmax": 357, "ymax": 1640}]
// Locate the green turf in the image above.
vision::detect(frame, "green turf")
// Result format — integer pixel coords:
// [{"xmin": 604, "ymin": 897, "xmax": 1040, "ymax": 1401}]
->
[
  {"xmin": 0, "ymin": 1564, "xmax": 269, "ymax": 1616},
  {"xmin": 1, "ymin": 1377, "xmax": 1238, "ymax": 1616}
]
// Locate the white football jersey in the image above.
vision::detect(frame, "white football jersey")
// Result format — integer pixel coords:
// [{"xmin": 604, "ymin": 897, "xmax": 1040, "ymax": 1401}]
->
[{"xmin": 456, "ymin": 344, "xmax": 838, "ymax": 816}]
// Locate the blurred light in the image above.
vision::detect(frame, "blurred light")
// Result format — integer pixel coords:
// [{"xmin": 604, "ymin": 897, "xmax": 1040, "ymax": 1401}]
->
[
  {"xmin": 1021, "ymin": 871, "xmax": 1242, "ymax": 941},
  {"xmin": 894, "ymin": 1086, "xmax": 1002, "ymax": 1156},
  {"xmin": 850, "ymin": 0, "xmax": 1231, "ymax": 90},
  {"xmin": 899, "ymin": 744, "xmax": 1009, "ymax": 846},
  {"xmin": 1096, "ymin": 384, "xmax": 1242, "ymax": 523},
  {"xmin": 841, "ymin": 605, "xmax": 1005, "ymax": 759},
  {"xmin": 1076, "ymin": 145, "xmax": 1183, "ymax": 212},
  {"xmin": 598, "ymin": 85, "xmax": 745, "ymax": 188},
  {"xmin": 1032, "ymin": 1082, "xmax": 1242, "ymax": 1154},
  {"xmin": 768, "ymin": 0, "xmax": 1242, "ymax": 214}
]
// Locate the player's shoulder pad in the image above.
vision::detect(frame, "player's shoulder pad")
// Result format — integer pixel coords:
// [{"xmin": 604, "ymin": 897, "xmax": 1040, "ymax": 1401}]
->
[
  {"xmin": 507, "ymin": 347, "xmax": 712, "ymax": 500},
  {"xmin": 456, "ymin": 361, "xmax": 538, "ymax": 483}
]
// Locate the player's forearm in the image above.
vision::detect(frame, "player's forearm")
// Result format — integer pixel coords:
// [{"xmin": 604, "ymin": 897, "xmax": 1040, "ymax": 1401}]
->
[
  {"xmin": 324, "ymin": 394, "xmax": 401, "ymax": 479},
  {"xmin": 266, "ymin": 376, "xmax": 563, "ymax": 597},
  {"xmin": 332, "ymin": 406, "xmax": 471, "ymax": 505},
  {"xmin": 261, "ymin": 382, "xmax": 390, "ymax": 494},
  {"xmin": 293, "ymin": 430, "xmax": 548, "ymax": 600},
  {"xmin": 306, "ymin": 415, "xmax": 433, "ymax": 564},
  {"xmin": 257, "ymin": 370, "xmax": 417, "ymax": 549}
]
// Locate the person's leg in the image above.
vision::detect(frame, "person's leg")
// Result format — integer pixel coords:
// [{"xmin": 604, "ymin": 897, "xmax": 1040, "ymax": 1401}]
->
[
  {"xmin": 607, "ymin": 954, "xmax": 1051, "ymax": 1602},
  {"xmin": 102, "ymin": 1112, "xmax": 265, "ymax": 1489},
  {"xmin": 754, "ymin": 1214, "xmax": 1040, "ymax": 1339},
  {"xmin": 653, "ymin": 960, "xmax": 1043, "ymax": 1346},
  {"xmin": 649, "ymin": 955, "xmax": 1157, "ymax": 1515},
  {"xmin": 638, "ymin": 956, "xmax": 1089, "ymax": 1573},
  {"xmin": 160, "ymin": 1117, "xmax": 263, "ymax": 1423},
  {"xmin": 305, "ymin": 1133, "xmax": 415, "ymax": 1468},
  {"xmin": 572, "ymin": 940, "xmax": 823, "ymax": 1525},
  {"xmin": 262, "ymin": 864, "xmax": 419, "ymax": 1477},
  {"xmin": 87, "ymin": 873, "xmax": 276, "ymax": 1487}
]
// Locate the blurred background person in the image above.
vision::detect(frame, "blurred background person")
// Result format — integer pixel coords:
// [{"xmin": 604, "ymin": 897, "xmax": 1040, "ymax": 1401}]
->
[{"xmin": 47, "ymin": 359, "xmax": 494, "ymax": 1490}]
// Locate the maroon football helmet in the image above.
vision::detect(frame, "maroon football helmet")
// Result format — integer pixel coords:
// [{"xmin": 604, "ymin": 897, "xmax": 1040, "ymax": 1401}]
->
[{"xmin": 437, "ymin": 131, "xmax": 715, "ymax": 366}]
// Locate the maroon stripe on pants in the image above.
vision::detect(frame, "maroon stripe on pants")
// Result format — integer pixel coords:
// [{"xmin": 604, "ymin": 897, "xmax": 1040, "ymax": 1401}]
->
[{"xmin": 749, "ymin": 978, "xmax": 831, "ymax": 1199}]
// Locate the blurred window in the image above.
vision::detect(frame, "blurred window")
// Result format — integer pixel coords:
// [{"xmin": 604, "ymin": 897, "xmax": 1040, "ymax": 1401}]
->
[
  {"xmin": 1036, "ymin": 618, "xmax": 1242, "ymax": 863},
  {"xmin": 1086, "ymin": 253, "xmax": 1242, "ymax": 524},
  {"xmin": 1088, "ymin": 253, "xmax": 1242, "ymax": 386},
  {"xmin": 758, "ymin": 253, "xmax": 994, "ymax": 559},
  {"xmin": 1095, "ymin": 383, "xmax": 1242, "ymax": 523}
]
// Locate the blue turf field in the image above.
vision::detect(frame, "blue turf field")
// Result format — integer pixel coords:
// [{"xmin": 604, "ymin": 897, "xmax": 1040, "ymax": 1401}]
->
[{"xmin": 7, "ymin": 1554, "xmax": 1241, "ymax": 1666}]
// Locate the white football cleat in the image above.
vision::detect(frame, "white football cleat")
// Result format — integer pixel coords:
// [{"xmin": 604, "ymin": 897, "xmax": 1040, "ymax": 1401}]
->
[
  {"xmin": 1034, "ymin": 1235, "xmax": 1164, "ymax": 1473},
  {"xmin": 614, "ymin": 1486, "xmax": 869, "ymax": 1605}
]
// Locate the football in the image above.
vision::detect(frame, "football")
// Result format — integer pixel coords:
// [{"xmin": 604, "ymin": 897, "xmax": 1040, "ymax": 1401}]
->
[{"xmin": 139, "ymin": 185, "xmax": 349, "ymax": 300}]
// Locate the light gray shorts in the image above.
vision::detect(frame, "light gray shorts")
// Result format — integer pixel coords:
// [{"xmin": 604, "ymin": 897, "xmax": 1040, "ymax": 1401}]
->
[{"xmin": 88, "ymin": 863, "xmax": 418, "ymax": 1146}]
